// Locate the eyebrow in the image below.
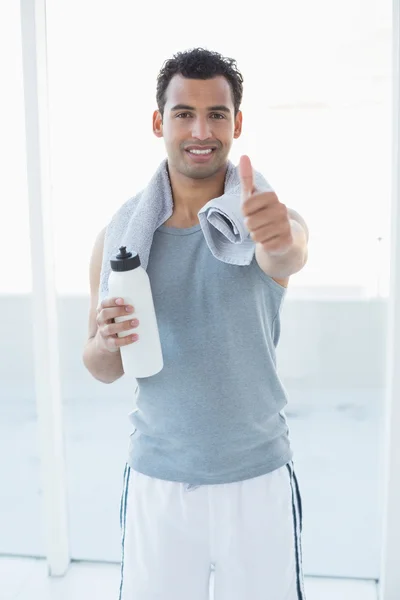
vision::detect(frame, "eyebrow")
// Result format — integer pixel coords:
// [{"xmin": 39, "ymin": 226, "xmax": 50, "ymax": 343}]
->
[{"xmin": 170, "ymin": 104, "xmax": 231, "ymax": 114}]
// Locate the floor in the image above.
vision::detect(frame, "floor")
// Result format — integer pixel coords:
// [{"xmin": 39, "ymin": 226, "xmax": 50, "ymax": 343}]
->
[{"xmin": 0, "ymin": 557, "xmax": 379, "ymax": 600}]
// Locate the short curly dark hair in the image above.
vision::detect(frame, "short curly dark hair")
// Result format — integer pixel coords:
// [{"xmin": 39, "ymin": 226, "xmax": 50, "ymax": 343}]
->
[{"xmin": 156, "ymin": 48, "xmax": 244, "ymax": 118}]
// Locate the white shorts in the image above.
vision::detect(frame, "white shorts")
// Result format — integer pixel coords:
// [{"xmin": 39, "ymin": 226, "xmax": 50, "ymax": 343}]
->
[{"xmin": 118, "ymin": 462, "xmax": 305, "ymax": 600}]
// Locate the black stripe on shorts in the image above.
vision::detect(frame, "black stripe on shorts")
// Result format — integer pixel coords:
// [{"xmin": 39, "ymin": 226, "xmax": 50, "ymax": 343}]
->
[
  {"xmin": 119, "ymin": 464, "xmax": 131, "ymax": 600},
  {"xmin": 286, "ymin": 462, "xmax": 306, "ymax": 599}
]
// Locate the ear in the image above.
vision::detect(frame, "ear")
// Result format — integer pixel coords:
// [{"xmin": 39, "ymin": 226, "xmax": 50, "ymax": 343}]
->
[
  {"xmin": 233, "ymin": 110, "xmax": 243, "ymax": 139},
  {"xmin": 153, "ymin": 110, "xmax": 163, "ymax": 138}
]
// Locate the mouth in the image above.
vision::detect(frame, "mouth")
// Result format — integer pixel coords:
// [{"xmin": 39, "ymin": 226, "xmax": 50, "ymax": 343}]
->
[{"xmin": 184, "ymin": 147, "xmax": 217, "ymax": 162}]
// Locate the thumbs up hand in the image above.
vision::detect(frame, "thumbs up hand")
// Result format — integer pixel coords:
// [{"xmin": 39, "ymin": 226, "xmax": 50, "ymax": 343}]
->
[{"xmin": 240, "ymin": 155, "xmax": 293, "ymax": 256}]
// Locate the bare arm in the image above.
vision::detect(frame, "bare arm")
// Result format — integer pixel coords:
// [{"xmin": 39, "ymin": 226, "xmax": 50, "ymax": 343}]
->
[{"xmin": 82, "ymin": 227, "xmax": 139, "ymax": 384}]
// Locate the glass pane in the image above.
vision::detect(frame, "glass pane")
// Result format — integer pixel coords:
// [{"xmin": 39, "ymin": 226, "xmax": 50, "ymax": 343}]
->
[
  {"xmin": 0, "ymin": 1, "xmax": 44, "ymax": 556},
  {"xmin": 45, "ymin": 0, "xmax": 391, "ymax": 576}
]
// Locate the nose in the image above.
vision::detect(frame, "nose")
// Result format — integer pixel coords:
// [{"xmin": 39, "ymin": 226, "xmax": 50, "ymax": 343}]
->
[{"xmin": 191, "ymin": 117, "xmax": 212, "ymax": 141}]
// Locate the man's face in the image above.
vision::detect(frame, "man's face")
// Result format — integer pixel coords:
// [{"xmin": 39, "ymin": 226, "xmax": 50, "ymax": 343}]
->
[{"xmin": 153, "ymin": 75, "xmax": 242, "ymax": 180}]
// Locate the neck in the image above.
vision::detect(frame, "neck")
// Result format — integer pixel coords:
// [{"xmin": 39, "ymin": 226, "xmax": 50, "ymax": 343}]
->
[{"xmin": 165, "ymin": 161, "xmax": 228, "ymax": 227}]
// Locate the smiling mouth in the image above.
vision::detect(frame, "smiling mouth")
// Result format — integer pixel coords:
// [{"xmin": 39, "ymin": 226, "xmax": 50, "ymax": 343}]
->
[{"xmin": 185, "ymin": 148, "xmax": 216, "ymax": 155}]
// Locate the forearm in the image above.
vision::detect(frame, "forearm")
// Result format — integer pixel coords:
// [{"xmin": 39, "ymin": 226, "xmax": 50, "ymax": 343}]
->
[
  {"xmin": 255, "ymin": 219, "xmax": 308, "ymax": 278},
  {"xmin": 83, "ymin": 333, "xmax": 124, "ymax": 384}
]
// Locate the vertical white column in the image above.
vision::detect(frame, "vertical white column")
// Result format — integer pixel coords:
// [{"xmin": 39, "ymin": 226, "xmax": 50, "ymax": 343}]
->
[
  {"xmin": 380, "ymin": 1, "xmax": 400, "ymax": 598},
  {"xmin": 19, "ymin": 0, "xmax": 70, "ymax": 576}
]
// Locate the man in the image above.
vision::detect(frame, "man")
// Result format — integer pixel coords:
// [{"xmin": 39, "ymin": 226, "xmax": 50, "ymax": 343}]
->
[{"xmin": 83, "ymin": 48, "xmax": 309, "ymax": 600}]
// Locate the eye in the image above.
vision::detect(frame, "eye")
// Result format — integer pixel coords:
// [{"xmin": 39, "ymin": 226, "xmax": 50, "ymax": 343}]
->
[
  {"xmin": 211, "ymin": 113, "xmax": 225, "ymax": 119},
  {"xmin": 176, "ymin": 112, "xmax": 192, "ymax": 118}
]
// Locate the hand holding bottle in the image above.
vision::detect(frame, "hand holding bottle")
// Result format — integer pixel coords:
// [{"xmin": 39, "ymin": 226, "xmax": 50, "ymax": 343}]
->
[
  {"xmin": 95, "ymin": 297, "xmax": 140, "ymax": 353},
  {"xmin": 107, "ymin": 246, "xmax": 163, "ymax": 377}
]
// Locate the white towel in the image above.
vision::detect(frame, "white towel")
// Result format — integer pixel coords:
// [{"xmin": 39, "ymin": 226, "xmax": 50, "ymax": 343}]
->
[{"xmin": 99, "ymin": 158, "xmax": 274, "ymax": 301}]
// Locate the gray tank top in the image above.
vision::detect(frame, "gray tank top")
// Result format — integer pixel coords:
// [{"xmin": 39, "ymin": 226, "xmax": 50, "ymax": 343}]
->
[{"xmin": 127, "ymin": 222, "xmax": 293, "ymax": 485}]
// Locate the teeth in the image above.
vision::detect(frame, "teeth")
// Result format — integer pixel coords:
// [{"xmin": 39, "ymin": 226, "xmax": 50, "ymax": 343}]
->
[{"xmin": 189, "ymin": 149, "xmax": 213, "ymax": 155}]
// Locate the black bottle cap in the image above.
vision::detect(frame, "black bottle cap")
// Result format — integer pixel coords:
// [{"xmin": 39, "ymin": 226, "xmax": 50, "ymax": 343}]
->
[{"xmin": 110, "ymin": 246, "xmax": 141, "ymax": 272}]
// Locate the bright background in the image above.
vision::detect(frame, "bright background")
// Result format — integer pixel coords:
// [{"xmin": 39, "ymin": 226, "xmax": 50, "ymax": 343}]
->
[{"xmin": 0, "ymin": 0, "xmax": 392, "ymax": 583}]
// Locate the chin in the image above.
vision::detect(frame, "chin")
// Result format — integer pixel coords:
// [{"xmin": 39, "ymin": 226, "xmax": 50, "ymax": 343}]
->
[{"xmin": 182, "ymin": 154, "xmax": 227, "ymax": 179}]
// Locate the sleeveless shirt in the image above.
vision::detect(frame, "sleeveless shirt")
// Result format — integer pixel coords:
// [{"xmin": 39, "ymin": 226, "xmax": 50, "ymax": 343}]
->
[{"xmin": 127, "ymin": 222, "xmax": 293, "ymax": 485}]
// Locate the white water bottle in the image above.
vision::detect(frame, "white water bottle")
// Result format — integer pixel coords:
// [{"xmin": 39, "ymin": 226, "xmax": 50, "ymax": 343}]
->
[{"xmin": 108, "ymin": 246, "xmax": 163, "ymax": 378}]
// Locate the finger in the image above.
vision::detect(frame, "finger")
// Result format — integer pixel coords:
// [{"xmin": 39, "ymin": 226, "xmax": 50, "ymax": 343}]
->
[
  {"xmin": 98, "ymin": 305, "xmax": 135, "ymax": 325},
  {"xmin": 239, "ymin": 155, "xmax": 255, "ymax": 201},
  {"xmin": 101, "ymin": 297, "xmax": 126, "ymax": 308},
  {"xmin": 112, "ymin": 333, "xmax": 139, "ymax": 349},
  {"xmin": 249, "ymin": 225, "xmax": 279, "ymax": 244},
  {"xmin": 245, "ymin": 210, "xmax": 274, "ymax": 233},
  {"xmin": 242, "ymin": 192, "xmax": 281, "ymax": 218},
  {"xmin": 104, "ymin": 333, "xmax": 139, "ymax": 352},
  {"xmin": 104, "ymin": 318, "xmax": 139, "ymax": 337}
]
